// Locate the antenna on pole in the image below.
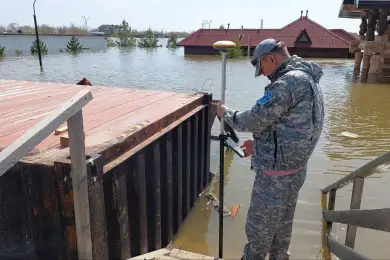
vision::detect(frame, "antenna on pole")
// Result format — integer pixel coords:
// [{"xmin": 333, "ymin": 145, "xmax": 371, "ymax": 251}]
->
[
  {"xmin": 204, "ymin": 20, "xmax": 212, "ymax": 29},
  {"xmin": 81, "ymin": 16, "xmax": 91, "ymax": 34}
]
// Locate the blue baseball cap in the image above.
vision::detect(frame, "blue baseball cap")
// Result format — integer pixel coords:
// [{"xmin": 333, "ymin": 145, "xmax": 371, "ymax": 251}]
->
[{"xmin": 251, "ymin": 39, "xmax": 281, "ymax": 77}]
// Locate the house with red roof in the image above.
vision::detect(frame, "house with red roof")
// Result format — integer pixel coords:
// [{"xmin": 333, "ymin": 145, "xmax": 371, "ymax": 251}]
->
[{"xmin": 177, "ymin": 11, "xmax": 357, "ymax": 58}]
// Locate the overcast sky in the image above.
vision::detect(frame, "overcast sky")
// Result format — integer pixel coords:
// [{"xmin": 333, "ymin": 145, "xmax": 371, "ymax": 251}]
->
[{"xmin": 0, "ymin": 0, "xmax": 361, "ymax": 32}]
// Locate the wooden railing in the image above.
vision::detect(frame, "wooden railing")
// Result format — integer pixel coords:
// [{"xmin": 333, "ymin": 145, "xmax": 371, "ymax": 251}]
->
[
  {"xmin": 0, "ymin": 90, "xmax": 93, "ymax": 260},
  {"xmin": 321, "ymin": 151, "xmax": 390, "ymax": 260}
]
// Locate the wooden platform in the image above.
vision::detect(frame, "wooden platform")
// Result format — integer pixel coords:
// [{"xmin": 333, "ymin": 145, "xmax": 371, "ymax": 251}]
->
[
  {"xmin": 0, "ymin": 79, "xmax": 207, "ymax": 165},
  {"xmin": 129, "ymin": 248, "xmax": 221, "ymax": 260}
]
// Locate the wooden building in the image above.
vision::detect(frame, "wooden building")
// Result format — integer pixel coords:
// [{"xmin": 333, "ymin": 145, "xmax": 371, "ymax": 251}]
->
[
  {"xmin": 339, "ymin": 0, "xmax": 390, "ymax": 83},
  {"xmin": 177, "ymin": 11, "xmax": 357, "ymax": 58}
]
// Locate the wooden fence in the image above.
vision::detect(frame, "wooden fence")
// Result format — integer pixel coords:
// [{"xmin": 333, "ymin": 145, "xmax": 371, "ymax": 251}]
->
[{"xmin": 321, "ymin": 151, "xmax": 390, "ymax": 260}]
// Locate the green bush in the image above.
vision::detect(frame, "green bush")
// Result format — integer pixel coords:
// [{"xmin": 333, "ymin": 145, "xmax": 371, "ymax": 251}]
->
[
  {"xmin": 226, "ymin": 39, "xmax": 243, "ymax": 59},
  {"xmin": 116, "ymin": 19, "xmax": 136, "ymax": 47},
  {"xmin": 166, "ymin": 33, "xmax": 178, "ymax": 48},
  {"xmin": 66, "ymin": 36, "xmax": 83, "ymax": 53},
  {"xmin": 138, "ymin": 28, "xmax": 161, "ymax": 48},
  {"xmin": 31, "ymin": 39, "xmax": 48, "ymax": 55},
  {"xmin": 0, "ymin": 46, "xmax": 4, "ymax": 57}
]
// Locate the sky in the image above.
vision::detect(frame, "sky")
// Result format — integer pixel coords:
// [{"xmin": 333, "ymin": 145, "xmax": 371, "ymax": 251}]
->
[{"xmin": 0, "ymin": 0, "xmax": 361, "ymax": 32}]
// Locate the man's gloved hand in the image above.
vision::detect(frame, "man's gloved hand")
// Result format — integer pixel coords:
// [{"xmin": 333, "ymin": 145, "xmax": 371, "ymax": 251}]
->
[{"xmin": 240, "ymin": 139, "xmax": 254, "ymax": 157}]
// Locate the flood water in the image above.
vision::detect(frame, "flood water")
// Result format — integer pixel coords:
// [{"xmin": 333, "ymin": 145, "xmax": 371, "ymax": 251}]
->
[{"xmin": 1, "ymin": 41, "xmax": 390, "ymax": 259}]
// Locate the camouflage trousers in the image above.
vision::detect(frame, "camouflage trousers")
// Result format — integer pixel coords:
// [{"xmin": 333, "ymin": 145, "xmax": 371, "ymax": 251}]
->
[{"xmin": 243, "ymin": 168, "xmax": 306, "ymax": 260}]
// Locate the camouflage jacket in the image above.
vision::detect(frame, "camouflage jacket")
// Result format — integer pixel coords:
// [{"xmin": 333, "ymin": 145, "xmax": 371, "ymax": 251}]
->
[{"xmin": 223, "ymin": 55, "xmax": 325, "ymax": 171}]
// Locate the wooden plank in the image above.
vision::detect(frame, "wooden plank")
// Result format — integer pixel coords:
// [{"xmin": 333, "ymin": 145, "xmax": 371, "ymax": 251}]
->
[
  {"xmin": 146, "ymin": 141, "xmax": 162, "ymax": 251},
  {"xmin": 67, "ymin": 110, "xmax": 92, "ymax": 260},
  {"xmin": 322, "ymin": 150, "xmax": 390, "ymax": 193},
  {"xmin": 169, "ymin": 249, "xmax": 218, "ymax": 260},
  {"xmin": 55, "ymin": 125, "xmax": 68, "ymax": 135},
  {"xmin": 103, "ymin": 105, "xmax": 206, "ymax": 173},
  {"xmin": 205, "ymin": 104, "xmax": 214, "ymax": 185},
  {"xmin": 326, "ymin": 235, "xmax": 371, "ymax": 260},
  {"xmin": 136, "ymin": 151, "xmax": 149, "ymax": 254},
  {"xmin": 161, "ymin": 133, "xmax": 173, "ymax": 246},
  {"xmin": 128, "ymin": 248, "xmax": 171, "ymax": 260},
  {"xmin": 155, "ymin": 256, "xmax": 177, "ymax": 260},
  {"xmin": 86, "ymin": 155, "xmax": 109, "ymax": 260},
  {"xmin": 345, "ymin": 177, "xmax": 365, "ymax": 248},
  {"xmin": 321, "ymin": 192, "xmax": 331, "ymax": 260},
  {"xmin": 327, "ymin": 189, "xmax": 337, "ymax": 233},
  {"xmin": 60, "ymin": 134, "xmax": 69, "ymax": 147},
  {"xmin": 191, "ymin": 115, "xmax": 199, "ymax": 206},
  {"xmin": 174, "ymin": 125, "xmax": 183, "ymax": 230},
  {"xmin": 183, "ymin": 119, "xmax": 191, "ymax": 218},
  {"xmin": 53, "ymin": 161, "xmax": 78, "ymax": 259},
  {"xmin": 152, "ymin": 142, "xmax": 162, "ymax": 249},
  {"xmin": 323, "ymin": 208, "xmax": 390, "ymax": 232},
  {"xmin": 0, "ymin": 90, "xmax": 92, "ymax": 176},
  {"xmin": 116, "ymin": 171, "xmax": 132, "ymax": 259},
  {"xmin": 199, "ymin": 108, "xmax": 205, "ymax": 190},
  {"xmin": 91, "ymin": 94, "xmax": 204, "ymax": 165},
  {"xmin": 20, "ymin": 163, "xmax": 64, "ymax": 259}
]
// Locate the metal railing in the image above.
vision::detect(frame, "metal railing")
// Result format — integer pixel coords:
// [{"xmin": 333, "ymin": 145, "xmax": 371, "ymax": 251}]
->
[
  {"xmin": 321, "ymin": 151, "xmax": 390, "ymax": 260},
  {"xmin": 0, "ymin": 90, "xmax": 93, "ymax": 260}
]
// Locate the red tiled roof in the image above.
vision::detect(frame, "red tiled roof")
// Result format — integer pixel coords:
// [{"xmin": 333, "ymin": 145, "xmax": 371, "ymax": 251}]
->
[
  {"xmin": 178, "ymin": 17, "xmax": 352, "ymax": 49},
  {"xmin": 329, "ymin": 29, "xmax": 359, "ymax": 42}
]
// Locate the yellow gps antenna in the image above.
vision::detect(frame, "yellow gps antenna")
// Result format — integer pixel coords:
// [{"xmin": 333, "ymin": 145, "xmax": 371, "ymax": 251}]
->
[{"xmin": 212, "ymin": 40, "xmax": 236, "ymax": 260}]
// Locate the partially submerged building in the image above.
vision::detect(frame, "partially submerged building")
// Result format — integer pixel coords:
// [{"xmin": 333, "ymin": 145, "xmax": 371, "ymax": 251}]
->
[
  {"xmin": 339, "ymin": 0, "xmax": 390, "ymax": 83},
  {"xmin": 177, "ymin": 11, "xmax": 357, "ymax": 58}
]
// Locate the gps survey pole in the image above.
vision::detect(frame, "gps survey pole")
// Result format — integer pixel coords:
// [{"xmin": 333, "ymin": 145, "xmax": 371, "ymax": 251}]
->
[{"xmin": 212, "ymin": 40, "xmax": 236, "ymax": 259}]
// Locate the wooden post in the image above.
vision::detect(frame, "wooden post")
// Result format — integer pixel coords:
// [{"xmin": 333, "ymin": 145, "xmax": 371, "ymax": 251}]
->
[
  {"xmin": 247, "ymin": 36, "xmax": 251, "ymax": 59},
  {"xmin": 345, "ymin": 177, "xmax": 364, "ymax": 248},
  {"xmin": 366, "ymin": 11, "xmax": 377, "ymax": 41},
  {"xmin": 368, "ymin": 54, "xmax": 381, "ymax": 83},
  {"xmin": 354, "ymin": 51, "xmax": 363, "ymax": 74},
  {"xmin": 327, "ymin": 189, "xmax": 337, "ymax": 233},
  {"xmin": 321, "ymin": 192, "xmax": 331, "ymax": 260},
  {"xmin": 361, "ymin": 50, "xmax": 370, "ymax": 82},
  {"xmin": 67, "ymin": 111, "xmax": 93, "ymax": 260}
]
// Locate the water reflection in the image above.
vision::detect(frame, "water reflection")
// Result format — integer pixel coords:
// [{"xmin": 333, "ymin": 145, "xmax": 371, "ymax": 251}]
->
[
  {"xmin": 325, "ymin": 81, "xmax": 390, "ymax": 175},
  {"xmin": 170, "ymin": 147, "xmax": 235, "ymax": 256}
]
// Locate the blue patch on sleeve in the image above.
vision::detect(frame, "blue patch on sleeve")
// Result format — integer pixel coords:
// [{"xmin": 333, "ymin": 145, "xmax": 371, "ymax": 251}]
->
[{"xmin": 257, "ymin": 90, "xmax": 273, "ymax": 105}]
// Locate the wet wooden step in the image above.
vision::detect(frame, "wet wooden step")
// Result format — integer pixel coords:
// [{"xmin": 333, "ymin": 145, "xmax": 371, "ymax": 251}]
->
[{"xmin": 129, "ymin": 248, "xmax": 221, "ymax": 260}]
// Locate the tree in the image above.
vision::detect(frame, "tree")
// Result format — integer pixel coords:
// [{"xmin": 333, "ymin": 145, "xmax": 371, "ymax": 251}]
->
[
  {"xmin": 116, "ymin": 19, "xmax": 136, "ymax": 47},
  {"xmin": 138, "ymin": 28, "xmax": 160, "ymax": 48},
  {"xmin": 226, "ymin": 38, "xmax": 243, "ymax": 59},
  {"xmin": 106, "ymin": 37, "xmax": 116, "ymax": 47},
  {"xmin": 166, "ymin": 33, "xmax": 178, "ymax": 48},
  {"xmin": 7, "ymin": 23, "xmax": 19, "ymax": 31},
  {"xmin": 0, "ymin": 46, "xmax": 4, "ymax": 57},
  {"xmin": 30, "ymin": 39, "xmax": 48, "ymax": 55},
  {"xmin": 66, "ymin": 36, "xmax": 83, "ymax": 53},
  {"xmin": 219, "ymin": 25, "xmax": 225, "ymax": 29}
]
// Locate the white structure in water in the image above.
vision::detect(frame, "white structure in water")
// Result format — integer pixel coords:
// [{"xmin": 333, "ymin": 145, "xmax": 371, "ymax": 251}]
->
[{"xmin": 0, "ymin": 34, "xmax": 107, "ymax": 55}]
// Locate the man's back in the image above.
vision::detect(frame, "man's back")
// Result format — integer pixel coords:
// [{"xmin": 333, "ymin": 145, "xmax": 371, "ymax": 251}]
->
[{"xmin": 251, "ymin": 55, "xmax": 325, "ymax": 172}]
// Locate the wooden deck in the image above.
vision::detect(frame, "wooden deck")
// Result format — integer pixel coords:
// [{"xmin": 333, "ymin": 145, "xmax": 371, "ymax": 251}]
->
[
  {"xmin": 129, "ymin": 248, "xmax": 221, "ymax": 260},
  {"xmin": 0, "ymin": 79, "xmax": 207, "ymax": 165}
]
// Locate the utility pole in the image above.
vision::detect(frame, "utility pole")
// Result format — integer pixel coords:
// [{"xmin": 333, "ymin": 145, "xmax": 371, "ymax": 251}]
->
[
  {"xmin": 33, "ymin": 0, "xmax": 42, "ymax": 68},
  {"xmin": 81, "ymin": 16, "xmax": 91, "ymax": 34}
]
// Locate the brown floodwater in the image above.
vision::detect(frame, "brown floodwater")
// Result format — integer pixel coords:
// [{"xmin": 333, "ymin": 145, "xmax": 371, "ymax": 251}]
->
[{"xmin": 1, "ymin": 46, "xmax": 389, "ymax": 259}]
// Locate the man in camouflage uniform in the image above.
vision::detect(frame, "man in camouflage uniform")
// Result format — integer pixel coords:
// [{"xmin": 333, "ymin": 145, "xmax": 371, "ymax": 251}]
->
[{"xmin": 217, "ymin": 38, "xmax": 324, "ymax": 260}]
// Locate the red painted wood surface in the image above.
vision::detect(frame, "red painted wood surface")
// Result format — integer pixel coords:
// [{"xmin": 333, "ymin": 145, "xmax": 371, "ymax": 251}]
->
[{"xmin": 0, "ymin": 80, "xmax": 203, "ymax": 163}]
